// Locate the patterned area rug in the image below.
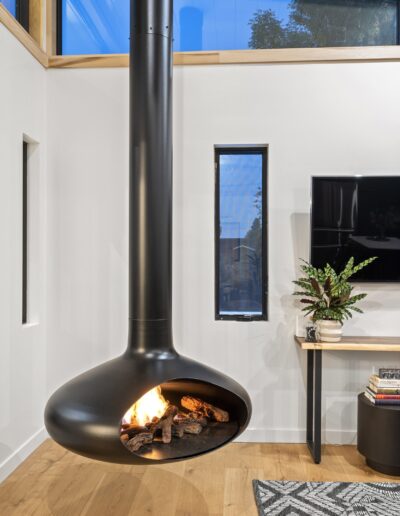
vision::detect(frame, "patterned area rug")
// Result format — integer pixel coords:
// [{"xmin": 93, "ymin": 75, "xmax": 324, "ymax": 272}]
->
[{"xmin": 253, "ymin": 480, "xmax": 400, "ymax": 515}]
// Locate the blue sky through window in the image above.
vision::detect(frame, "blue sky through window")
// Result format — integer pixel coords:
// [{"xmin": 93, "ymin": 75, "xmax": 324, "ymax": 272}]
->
[
  {"xmin": 61, "ymin": 0, "xmax": 291, "ymax": 54},
  {"xmin": 220, "ymin": 154, "xmax": 262, "ymax": 239},
  {"xmin": 1, "ymin": 0, "xmax": 16, "ymax": 17}
]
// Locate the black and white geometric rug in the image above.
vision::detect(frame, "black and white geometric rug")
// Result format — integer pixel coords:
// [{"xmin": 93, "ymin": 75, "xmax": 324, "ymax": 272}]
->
[{"xmin": 253, "ymin": 480, "xmax": 400, "ymax": 515}]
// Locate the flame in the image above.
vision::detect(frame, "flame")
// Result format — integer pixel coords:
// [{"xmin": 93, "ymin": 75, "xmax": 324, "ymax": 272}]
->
[{"xmin": 122, "ymin": 386, "xmax": 169, "ymax": 427}]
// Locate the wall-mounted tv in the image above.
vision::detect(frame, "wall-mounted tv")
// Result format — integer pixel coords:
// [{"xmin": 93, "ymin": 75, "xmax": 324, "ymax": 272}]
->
[{"xmin": 311, "ymin": 176, "xmax": 400, "ymax": 282}]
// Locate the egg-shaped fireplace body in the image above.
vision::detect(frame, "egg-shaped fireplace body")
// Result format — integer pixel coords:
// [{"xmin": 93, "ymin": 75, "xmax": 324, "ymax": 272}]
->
[{"xmin": 45, "ymin": 351, "xmax": 250, "ymax": 464}]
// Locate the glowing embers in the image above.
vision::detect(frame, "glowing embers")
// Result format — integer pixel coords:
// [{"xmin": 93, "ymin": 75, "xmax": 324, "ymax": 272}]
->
[{"xmin": 120, "ymin": 385, "xmax": 230, "ymax": 455}]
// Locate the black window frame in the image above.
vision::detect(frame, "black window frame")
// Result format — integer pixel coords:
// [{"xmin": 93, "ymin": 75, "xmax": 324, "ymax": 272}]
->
[
  {"xmin": 56, "ymin": 0, "xmax": 63, "ymax": 55},
  {"xmin": 16, "ymin": 0, "xmax": 29, "ymax": 33},
  {"xmin": 22, "ymin": 140, "xmax": 28, "ymax": 324},
  {"xmin": 398, "ymin": 1, "xmax": 400, "ymax": 45},
  {"xmin": 215, "ymin": 145, "xmax": 268, "ymax": 322}
]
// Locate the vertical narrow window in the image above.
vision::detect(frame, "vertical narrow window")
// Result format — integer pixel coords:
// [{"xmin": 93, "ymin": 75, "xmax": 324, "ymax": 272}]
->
[
  {"xmin": 21, "ymin": 137, "xmax": 39, "ymax": 326},
  {"xmin": 22, "ymin": 140, "xmax": 28, "ymax": 324},
  {"xmin": 215, "ymin": 146, "xmax": 268, "ymax": 321}
]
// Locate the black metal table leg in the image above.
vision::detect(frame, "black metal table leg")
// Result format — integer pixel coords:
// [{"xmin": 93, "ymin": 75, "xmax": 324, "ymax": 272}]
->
[
  {"xmin": 306, "ymin": 350, "xmax": 314, "ymax": 444},
  {"xmin": 306, "ymin": 349, "xmax": 322, "ymax": 464}
]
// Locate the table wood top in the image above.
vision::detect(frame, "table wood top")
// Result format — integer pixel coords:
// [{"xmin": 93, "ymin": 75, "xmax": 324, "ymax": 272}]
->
[{"xmin": 295, "ymin": 335, "xmax": 400, "ymax": 352}]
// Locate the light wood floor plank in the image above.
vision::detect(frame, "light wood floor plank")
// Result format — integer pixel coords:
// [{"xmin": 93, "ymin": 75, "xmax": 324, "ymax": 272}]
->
[
  {"xmin": 177, "ymin": 459, "xmax": 226, "ymax": 516},
  {"xmin": 1, "ymin": 440, "xmax": 400, "ymax": 515},
  {"xmin": 128, "ymin": 463, "xmax": 186, "ymax": 515},
  {"xmin": 224, "ymin": 467, "xmax": 262, "ymax": 516}
]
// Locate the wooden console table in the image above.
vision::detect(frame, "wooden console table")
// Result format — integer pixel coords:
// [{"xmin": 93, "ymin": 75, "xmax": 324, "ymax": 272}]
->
[{"xmin": 295, "ymin": 335, "xmax": 400, "ymax": 464}]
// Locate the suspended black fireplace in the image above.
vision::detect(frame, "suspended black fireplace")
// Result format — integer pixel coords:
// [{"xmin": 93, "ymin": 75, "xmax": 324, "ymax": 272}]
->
[{"xmin": 44, "ymin": 0, "xmax": 251, "ymax": 465}]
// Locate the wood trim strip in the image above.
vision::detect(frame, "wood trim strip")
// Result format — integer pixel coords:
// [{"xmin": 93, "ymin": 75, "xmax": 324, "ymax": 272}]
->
[
  {"xmin": 49, "ymin": 53, "xmax": 129, "ymax": 68},
  {"xmin": 29, "ymin": 0, "xmax": 43, "ymax": 47},
  {"xmin": 295, "ymin": 335, "xmax": 400, "ymax": 352},
  {"xmin": 45, "ymin": 0, "xmax": 56, "ymax": 56},
  {"xmin": 48, "ymin": 46, "xmax": 400, "ymax": 69},
  {"xmin": 175, "ymin": 46, "xmax": 400, "ymax": 65},
  {"xmin": 0, "ymin": 4, "xmax": 48, "ymax": 67}
]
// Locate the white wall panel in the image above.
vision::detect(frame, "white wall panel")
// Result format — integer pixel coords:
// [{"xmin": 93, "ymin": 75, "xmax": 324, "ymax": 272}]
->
[
  {"xmin": 46, "ymin": 61, "xmax": 400, "ymax": 444},
  {"xmin": 0, "ymin": 24, "xmax": 47, "ymax": 482}
]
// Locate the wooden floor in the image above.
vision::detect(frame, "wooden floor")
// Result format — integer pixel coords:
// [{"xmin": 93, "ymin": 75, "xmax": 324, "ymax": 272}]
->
[{"xmin": 1, "ymin": 441, "xmax": 399, "ymax": 515}]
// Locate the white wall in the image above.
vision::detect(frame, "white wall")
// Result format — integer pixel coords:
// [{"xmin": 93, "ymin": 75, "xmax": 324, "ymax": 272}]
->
[
  {"xmin": 2, "ymin": 14, "xmax": 399, "ymax": 489},
  {"xmin": 0, "ymin": 24, "xmax": 47, "ymax": 482},
  {"xmin": 46, "ymin": 61, "xmax": 400, "ymax": 445},
  {"xmin": 1, "ymin": 38, "xmax": 400, "ymax": 484},
  {"xmin": 45, "ymin": 69, "xmax": 130, "ymax": 394},
  {"xmin": 0, "ymin": 46, "xmax": 400, "ymax": 476}
]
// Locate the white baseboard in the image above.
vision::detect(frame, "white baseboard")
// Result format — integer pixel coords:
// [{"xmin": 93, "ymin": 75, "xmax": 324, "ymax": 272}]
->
[
  {"xmin": 0, "ymin": 427, "xmax": 47, "ymax": 484},
  {"xmin": 238, "ymin": 428, "xmax": 357, "ymax": 446}
]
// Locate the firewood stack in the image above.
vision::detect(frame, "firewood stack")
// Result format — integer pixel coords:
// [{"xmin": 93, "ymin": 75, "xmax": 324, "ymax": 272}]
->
[{"xmin": 121, "ymin": 396, "xmax": 230, "ymax": 452}]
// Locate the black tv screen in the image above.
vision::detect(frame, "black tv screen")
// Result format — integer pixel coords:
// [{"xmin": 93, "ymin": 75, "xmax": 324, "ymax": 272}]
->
[{"xmin": 311, "ymin": 176, "xmax": 400, "ymax": 282}]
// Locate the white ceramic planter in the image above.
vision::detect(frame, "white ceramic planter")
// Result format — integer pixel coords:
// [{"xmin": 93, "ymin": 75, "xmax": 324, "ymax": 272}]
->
[{"xmin": 317, "ymin": 320, "xmax": 343, "ymax": 343}]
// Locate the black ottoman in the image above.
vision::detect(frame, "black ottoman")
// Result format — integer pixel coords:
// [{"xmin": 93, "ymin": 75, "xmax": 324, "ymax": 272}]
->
[{"xmin": 358, "ymin": 393, "xmax": 400, "ymax": 476}]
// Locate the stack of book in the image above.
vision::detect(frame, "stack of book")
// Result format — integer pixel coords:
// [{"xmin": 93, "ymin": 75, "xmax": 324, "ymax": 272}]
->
[{"xmin": 365, "ymin": 369, "xmax": 400, "ymax": 406}]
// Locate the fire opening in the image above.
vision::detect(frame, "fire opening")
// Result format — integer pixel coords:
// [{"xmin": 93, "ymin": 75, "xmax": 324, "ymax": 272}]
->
[
  {"xmin": 122, "ymin": 386, "xmax": 169, "ymax": 428},
  {"xmin": 120, "ymin": 382, "xmax": 239, "ymax": 461}
]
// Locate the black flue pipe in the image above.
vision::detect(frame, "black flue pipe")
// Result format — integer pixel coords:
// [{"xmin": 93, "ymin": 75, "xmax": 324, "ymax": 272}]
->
[{"xmin": 128, "ymin": 0, "xmax": 174, "ymax": 353}]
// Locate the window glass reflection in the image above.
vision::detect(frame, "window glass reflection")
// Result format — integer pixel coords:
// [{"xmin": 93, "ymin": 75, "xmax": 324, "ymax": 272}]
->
[
  {"xmin": 217, "ymin": 152, "xmax": 265, "ymax": 317},
  {"xmin": 61, "ymin": 0, "xmax": 398, "ymax": 55},
  {"xmin": 1, "ymin": 0, "xmax": 16, "ymax": 17}
]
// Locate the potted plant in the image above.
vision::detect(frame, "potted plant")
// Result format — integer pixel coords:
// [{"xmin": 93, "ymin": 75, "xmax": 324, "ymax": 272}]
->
[{"xmin": 293, "ymin": 257, "xmax": 377, "ymax": 343}]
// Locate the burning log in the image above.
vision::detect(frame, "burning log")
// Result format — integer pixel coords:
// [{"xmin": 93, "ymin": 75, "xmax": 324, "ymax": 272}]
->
[
  {"xmin": 173, "ymin": 411, "xmax": 188, "ymax": 424},
  {"xmin": 181, "ymin": 422, "xmax": 203, "ymax": 435},
  {"xmin": 172, "ymin": 425, "xmax": 185, "ymax": 438},
  {"xmin": 174, "ymin": 410, "xmax": 208, "ymax": 427},
  {"xmin": 121, "ymin": 407, "xmax": 178, "ymax": 452},
  {"xmin": 121, "ymin": 425, "xmax": 148, "ymax": 439},
  {"xmin": 121, "ymin": 394, "xmax": 229, "ymax": 453},
  {"xmin": 188, "ymin": 412, "xmax": 208, "ymax": 427},
  {"xmin": 158, "ymin": 405, "xmax": 178, "ymax": 444},
  {"xmin": 181, "ymin": 396, "xmax": 229, "ymax": 423},
  {"xmin": 125, "ymin": 431, "xmax": 153, "ymax": 452},
  {"xmin": 145, "ymin": 417, "xmax": 160, "ymax": 432},
  {"xmin": 172, "ymin": 421, "xmax": 203, "ymax": 438},
  {"xmin": 146, "ymin": 405, "xmax": 178, "ymax": 444},
  {"xmin": 121, "ymin": 412, "xmax": 177, "ymax": 451}
]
